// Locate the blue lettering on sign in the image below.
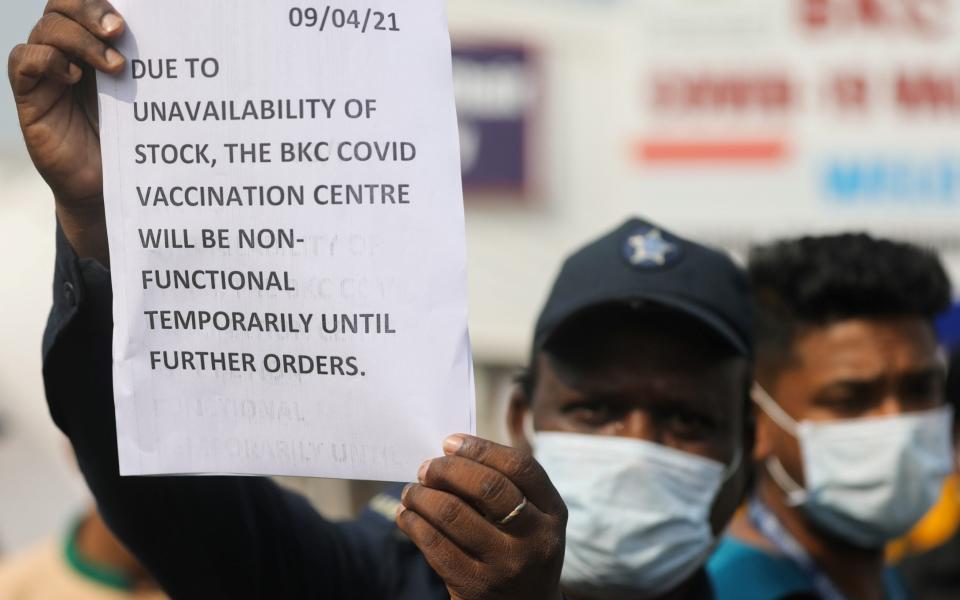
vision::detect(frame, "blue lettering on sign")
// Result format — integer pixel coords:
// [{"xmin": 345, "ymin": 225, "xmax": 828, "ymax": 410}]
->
[{"xmin": 823, "ymin": 157, "xmax": 960, "ymax": 205}]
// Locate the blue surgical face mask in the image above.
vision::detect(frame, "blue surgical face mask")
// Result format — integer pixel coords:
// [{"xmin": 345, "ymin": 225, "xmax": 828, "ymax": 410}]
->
[
  {"xmin": 533, "ymin": 432, "xmax": 741, "ymax": 600},
  {"xmin": 753, "ymin": 385, "xmax": 955, "ymax": 548}
]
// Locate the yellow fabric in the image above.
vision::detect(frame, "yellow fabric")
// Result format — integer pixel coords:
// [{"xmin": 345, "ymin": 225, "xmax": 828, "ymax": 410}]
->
[
  {"xmin": 888, "ymin": 474, "xmax": 960, "ymax": 563},
  {"xmin": 0, "ymin": 540, "xmax": 168, "ymax": 600}
]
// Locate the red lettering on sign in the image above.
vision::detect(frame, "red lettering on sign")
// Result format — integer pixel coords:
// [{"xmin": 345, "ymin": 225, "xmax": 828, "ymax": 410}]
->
[
  {"xmin": 653, "ymin": 74, "xmax": 794, "ymax": 112},
  {"xmin": 897, "ymin": 71, "xmax": 960, "ymax": 111},
  {"xmin": 800, "ymin": 0, "xmax": 949, "ymax": 36},
  {"xmin": 830, "ymin": 74, "xmax": 870, "ymax": 111}
]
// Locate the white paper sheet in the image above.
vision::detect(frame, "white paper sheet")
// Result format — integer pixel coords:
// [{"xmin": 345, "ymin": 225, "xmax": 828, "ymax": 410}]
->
[{"xmin": 97, "ymin": 0, "xmax": 474, "ymax": 481}]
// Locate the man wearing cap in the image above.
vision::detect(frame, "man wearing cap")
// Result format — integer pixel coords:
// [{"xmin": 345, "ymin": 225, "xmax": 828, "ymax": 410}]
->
[
  {"xmin": 10, "ymin": 2, "xmax": 755, "ymax": 598},
  {"xmin": 497, "ymin": 218, "xmax": 755, "ymax": 600},
  {"xmin": 708, "ymin": 234, "xmax": 955, "ymax": 600}
]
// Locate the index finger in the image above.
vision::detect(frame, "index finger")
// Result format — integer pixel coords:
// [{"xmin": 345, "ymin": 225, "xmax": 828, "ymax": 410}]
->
[
  {"xmin": 442, "ymin": 434, "xmax": 566, "ymax": 517},
  {"xmin": 45, "ymin": 0, "xmax": 125, "ymax": 39}
]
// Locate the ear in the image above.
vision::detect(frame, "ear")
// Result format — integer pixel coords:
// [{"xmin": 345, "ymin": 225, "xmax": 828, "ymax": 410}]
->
[
  {"xmin": 506, "ymin": 385, "xmax": 533, "ymax": 454},
  {"xmin": 753, "ymin": 402, "xmax": 774, "ymax": 462}
]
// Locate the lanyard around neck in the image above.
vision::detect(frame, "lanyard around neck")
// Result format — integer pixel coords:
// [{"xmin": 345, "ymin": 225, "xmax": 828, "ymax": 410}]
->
[{"xmin": 747, "ymin": 496, "xmax": 848, "ymax": 600}]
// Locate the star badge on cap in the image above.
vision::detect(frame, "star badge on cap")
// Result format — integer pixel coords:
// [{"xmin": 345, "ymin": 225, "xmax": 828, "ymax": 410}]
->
[{"xmin": 623, "ymin": 227, "xmax": 682, "ymax": 268}]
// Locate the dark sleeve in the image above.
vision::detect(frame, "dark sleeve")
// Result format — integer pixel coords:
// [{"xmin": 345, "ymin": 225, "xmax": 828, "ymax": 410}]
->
[
  {"xmin": 898, "ymin": 531, "xmax": 960, "ymax": 600},
  {"xmin": 41, "ymin": 224, "xmax": 394, "ymax": 599}
]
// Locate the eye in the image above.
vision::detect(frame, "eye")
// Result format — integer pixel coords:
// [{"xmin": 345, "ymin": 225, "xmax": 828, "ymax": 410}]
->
[
  {"xmin": 563, "ymin": 401, "xmax": 622, "ymax": 427},
  {"xmin": 899, "ymin": 373, "xmax": 944, "ymax": 409},
  {"xmin": 814, "ymin": 384, "xmax": 881, "ymax": 417},
  {"xmin": 660, "ymin": 410, "xmax": 714, "ymax": 441}
]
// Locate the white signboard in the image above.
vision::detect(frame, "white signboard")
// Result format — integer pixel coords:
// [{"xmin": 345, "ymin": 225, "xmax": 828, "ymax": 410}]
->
[
  {"xmin": 618, "ymin": 0, "xmax": 960, "ymax": 243},
  {"xmin": 98, "ymin": 0, "xmax": 475, "ymax": 481}
]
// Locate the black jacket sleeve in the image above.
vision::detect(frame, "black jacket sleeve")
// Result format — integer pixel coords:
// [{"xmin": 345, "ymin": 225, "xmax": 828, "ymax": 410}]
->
[{"xmin": 41, "ymin": 225, "xmax": 443, "ymax": 600}]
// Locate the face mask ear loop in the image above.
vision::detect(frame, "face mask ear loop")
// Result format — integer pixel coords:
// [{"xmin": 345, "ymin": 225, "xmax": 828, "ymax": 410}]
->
[
  {"xmin": 751, "ymin": 384, "xmax": 800, "ymax": 437},
  {"xmin": 765, "ymin": 455, "xmax": 808, "ymax": 507},
  {"xmin": 751, "ymin": 384, "xmax": 808, "ymax": 506}
]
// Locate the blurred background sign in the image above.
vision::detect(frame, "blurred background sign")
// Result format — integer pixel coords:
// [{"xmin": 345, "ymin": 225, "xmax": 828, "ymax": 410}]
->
[
  {"xmin": 620, "ymin": 0, "xmax": 960, "ymax": 236},
  {"xmin": 448, "ymin": 0, "xmax": 960, "ymax": 363},
  {"xmin": 453, "ymin": 45, "xmax": 538, "ymax": 199}
]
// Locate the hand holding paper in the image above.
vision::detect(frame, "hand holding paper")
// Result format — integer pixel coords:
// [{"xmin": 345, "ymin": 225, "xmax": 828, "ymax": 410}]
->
[
  {"xmin": 8, "ymin": 0, "xmax": 125, "ymax": 263},
  {"xmin": 398, "ymin": 434, "xmax": 567, "ymax": 600}
]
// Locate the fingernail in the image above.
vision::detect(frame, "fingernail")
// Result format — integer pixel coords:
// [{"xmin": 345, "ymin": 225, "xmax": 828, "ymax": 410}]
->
[
  {"xmin": 395, "ymin": 503, "xmax": 405, "ymax": 517},
  {"xmin": 101, "ymin": 13, "xmax": 123, "ymax": 33},
  {"xmin": 417, "ymin": 460, "xmax": 431, "ymax": 482},
  {"xmin": 401, "ymin": 483, "xmax": 413, "ymax": 502},
  {"xmin": 443, "ymin": 435, "xmax": 464, "ymax": 455},
  {"xmin": 105, "ymin": 48, "xmax": 124, "ymax": 68},
  {"xmin": 67, "ymin": 63, "xmax": 82, "ymax": 81}
]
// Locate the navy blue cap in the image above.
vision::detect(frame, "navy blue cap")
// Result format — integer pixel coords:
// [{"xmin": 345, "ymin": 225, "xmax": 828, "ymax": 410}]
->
[{"xmin": 533, "ymin": 217, "xmax": 754, "ymax": 356}]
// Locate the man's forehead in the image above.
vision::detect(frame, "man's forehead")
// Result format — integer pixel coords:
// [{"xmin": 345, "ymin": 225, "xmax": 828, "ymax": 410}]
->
[{"xmin": 789, "ymin": 317, "xmax": 943, "ymax": 379}]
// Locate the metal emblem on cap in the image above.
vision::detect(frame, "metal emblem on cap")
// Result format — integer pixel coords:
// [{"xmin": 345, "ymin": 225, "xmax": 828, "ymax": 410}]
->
[{"xmin": 623, "ymin": 227, "xmax": 682, "ymax": 268}]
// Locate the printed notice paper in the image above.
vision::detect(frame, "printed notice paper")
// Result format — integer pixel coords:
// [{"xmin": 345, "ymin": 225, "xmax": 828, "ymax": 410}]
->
[{"xmin": 97, "ymin": 0, "xmax": 475, "ymax": 481}]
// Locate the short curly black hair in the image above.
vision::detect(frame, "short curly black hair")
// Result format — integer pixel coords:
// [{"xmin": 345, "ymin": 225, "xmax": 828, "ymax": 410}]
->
[{"xmin": 749, "ymin": 233, "xmax": 952, "ymax": 377}]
